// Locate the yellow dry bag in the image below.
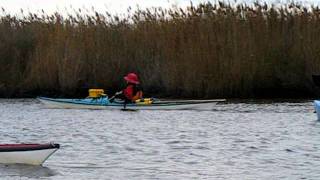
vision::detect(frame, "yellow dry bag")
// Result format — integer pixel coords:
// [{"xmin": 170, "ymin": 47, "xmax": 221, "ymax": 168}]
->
[{"xmin": 88, "ymin": 89, "xmax": 106, "ymax": 98}]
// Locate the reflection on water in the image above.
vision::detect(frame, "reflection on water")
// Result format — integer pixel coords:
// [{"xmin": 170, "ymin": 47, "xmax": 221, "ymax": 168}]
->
[
  {"xmin": 0, "ymin": 164, "xmax": 56, "ymax": 178},
  {"xmin": 0, "ymin": 99, "xmax": 319, "ymax": 180}
]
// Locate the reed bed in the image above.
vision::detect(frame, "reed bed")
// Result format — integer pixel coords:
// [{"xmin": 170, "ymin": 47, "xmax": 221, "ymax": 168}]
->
[{"xmin": 0, "ymin": 2, "xmax": 320, "ymax": 98}]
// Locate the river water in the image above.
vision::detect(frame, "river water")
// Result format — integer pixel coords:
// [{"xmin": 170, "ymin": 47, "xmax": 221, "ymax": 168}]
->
[{"xmin": 0, "ymin": 99, "xmax": 319, "ymax": 180}]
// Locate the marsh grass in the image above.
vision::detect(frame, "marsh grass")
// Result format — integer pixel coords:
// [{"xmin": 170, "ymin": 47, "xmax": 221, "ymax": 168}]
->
[{"xmin": 0, "ymin": 2, "xmax": 319, "ymax": 98}]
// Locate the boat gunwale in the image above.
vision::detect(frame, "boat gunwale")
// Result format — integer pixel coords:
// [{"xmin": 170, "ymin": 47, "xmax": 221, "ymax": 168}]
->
[
  {"xmin": 0, "ymin": 144, "xmax": 60, "ymax": 152},
  {"xmin": 38, "ymin": 97, "xmax": 224, "ymax": 107}
]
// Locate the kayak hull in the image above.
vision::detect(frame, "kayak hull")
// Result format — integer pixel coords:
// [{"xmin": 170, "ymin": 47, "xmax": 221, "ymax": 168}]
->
[
  {"xmin": 38, "ymin": 97, "xmax": 225, "ymax": 110},
  {"xmin": 314, "ymin": 100, "xmax": 320, "ymax": 120},
  {"xmin": 39, "ymin": 97, "xmax": 109, "ymax": 110},
  {"xmin": 0, "ymin": 144, "xmax": 59, "ymax": 165}
]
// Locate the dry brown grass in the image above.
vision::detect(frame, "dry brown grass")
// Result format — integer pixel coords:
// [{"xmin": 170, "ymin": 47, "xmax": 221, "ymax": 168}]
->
[{"xmin": 0, "ymin": 2, "xmax": 319, "ymax": 98}]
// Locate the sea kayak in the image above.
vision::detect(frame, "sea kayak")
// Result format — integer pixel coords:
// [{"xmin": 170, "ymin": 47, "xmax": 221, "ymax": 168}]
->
[
  {"xmin": 0, "ymin": 143, "xmax": 59, "ymax": 165},
  {"xmin": 38, "ymin": 96, "xmax": 225, "ymax": 110},
  {"xmin": 314, "ymin": 100, "xmax": 320, "ymax": 120}
]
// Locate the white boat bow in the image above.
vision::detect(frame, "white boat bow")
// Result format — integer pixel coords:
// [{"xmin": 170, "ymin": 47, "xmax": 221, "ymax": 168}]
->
[{"xmin": 0, "ymin": 143, "xmax": 60, "ymax": 165}]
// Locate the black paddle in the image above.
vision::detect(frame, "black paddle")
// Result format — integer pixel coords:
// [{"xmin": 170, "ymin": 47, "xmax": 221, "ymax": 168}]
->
[
  {"xmin": 109, "ymin": 91, "xmax": 122, "ymax": 102},
  {"xmin": 109, "ymin": 91, "xmax": 132, "ymax": 111},
  {"xmin": 108, "ymin": 96, "xmax": 116, "ymax": 102}
]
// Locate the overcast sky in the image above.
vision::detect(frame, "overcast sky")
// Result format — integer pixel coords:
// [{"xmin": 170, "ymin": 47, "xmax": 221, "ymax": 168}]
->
[
  {"xmin": 0, "ymin": 0, "xmax": 201, "ymax": 15},
  {"xmin": 0, "ymin": 0, "xmax": 319, "ymax": 15}
]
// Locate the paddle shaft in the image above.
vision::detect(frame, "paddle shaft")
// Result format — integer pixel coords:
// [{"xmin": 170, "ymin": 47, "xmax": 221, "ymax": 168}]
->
[
  {"xmin": 109, "ymin": 91, "xmax": 128, "ymax": 109},
  {"xmin": 109, "ymin": 91, "xmax": 123, "ymax": 101}
]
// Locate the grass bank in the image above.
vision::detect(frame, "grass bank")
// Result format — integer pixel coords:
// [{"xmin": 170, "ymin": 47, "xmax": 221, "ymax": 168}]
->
[{"xmin": 0, "ymin": 2, "xmax": 319, "ymax": 98}]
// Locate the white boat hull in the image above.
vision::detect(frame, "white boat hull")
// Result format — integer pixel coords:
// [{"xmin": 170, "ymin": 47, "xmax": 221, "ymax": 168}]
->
[{"xmin": 0, "ymin": 148, "xmax": 58, "ymax": 165}]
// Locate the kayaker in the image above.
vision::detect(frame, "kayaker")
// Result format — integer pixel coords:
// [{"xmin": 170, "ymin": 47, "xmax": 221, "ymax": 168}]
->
[{"xmin": 111, "ymin": 73, "xmax": 143, "ymax": 103}]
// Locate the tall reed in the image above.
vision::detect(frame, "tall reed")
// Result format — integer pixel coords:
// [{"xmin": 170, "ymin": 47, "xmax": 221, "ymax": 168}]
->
[{"xmin": 0, "ymin": 2, "xmax": 319, "ymax": 98}]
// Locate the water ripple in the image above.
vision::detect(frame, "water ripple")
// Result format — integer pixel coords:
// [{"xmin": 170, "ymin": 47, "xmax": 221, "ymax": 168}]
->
[{"xmin": 0, "ymin": 99, "xmax": 319, "ymax": 179}]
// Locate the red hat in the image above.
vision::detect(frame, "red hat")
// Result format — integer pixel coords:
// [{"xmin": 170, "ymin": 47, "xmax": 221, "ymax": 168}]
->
[{"xmin": 124, "ymin": 73, "xmax": 140, "ymax": 84}]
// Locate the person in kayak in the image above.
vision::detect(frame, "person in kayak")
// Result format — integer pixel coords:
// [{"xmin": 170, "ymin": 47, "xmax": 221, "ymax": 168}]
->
[{"xmin": 111, "ymin": 73, "xmax": 143, "ymax": 103}]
